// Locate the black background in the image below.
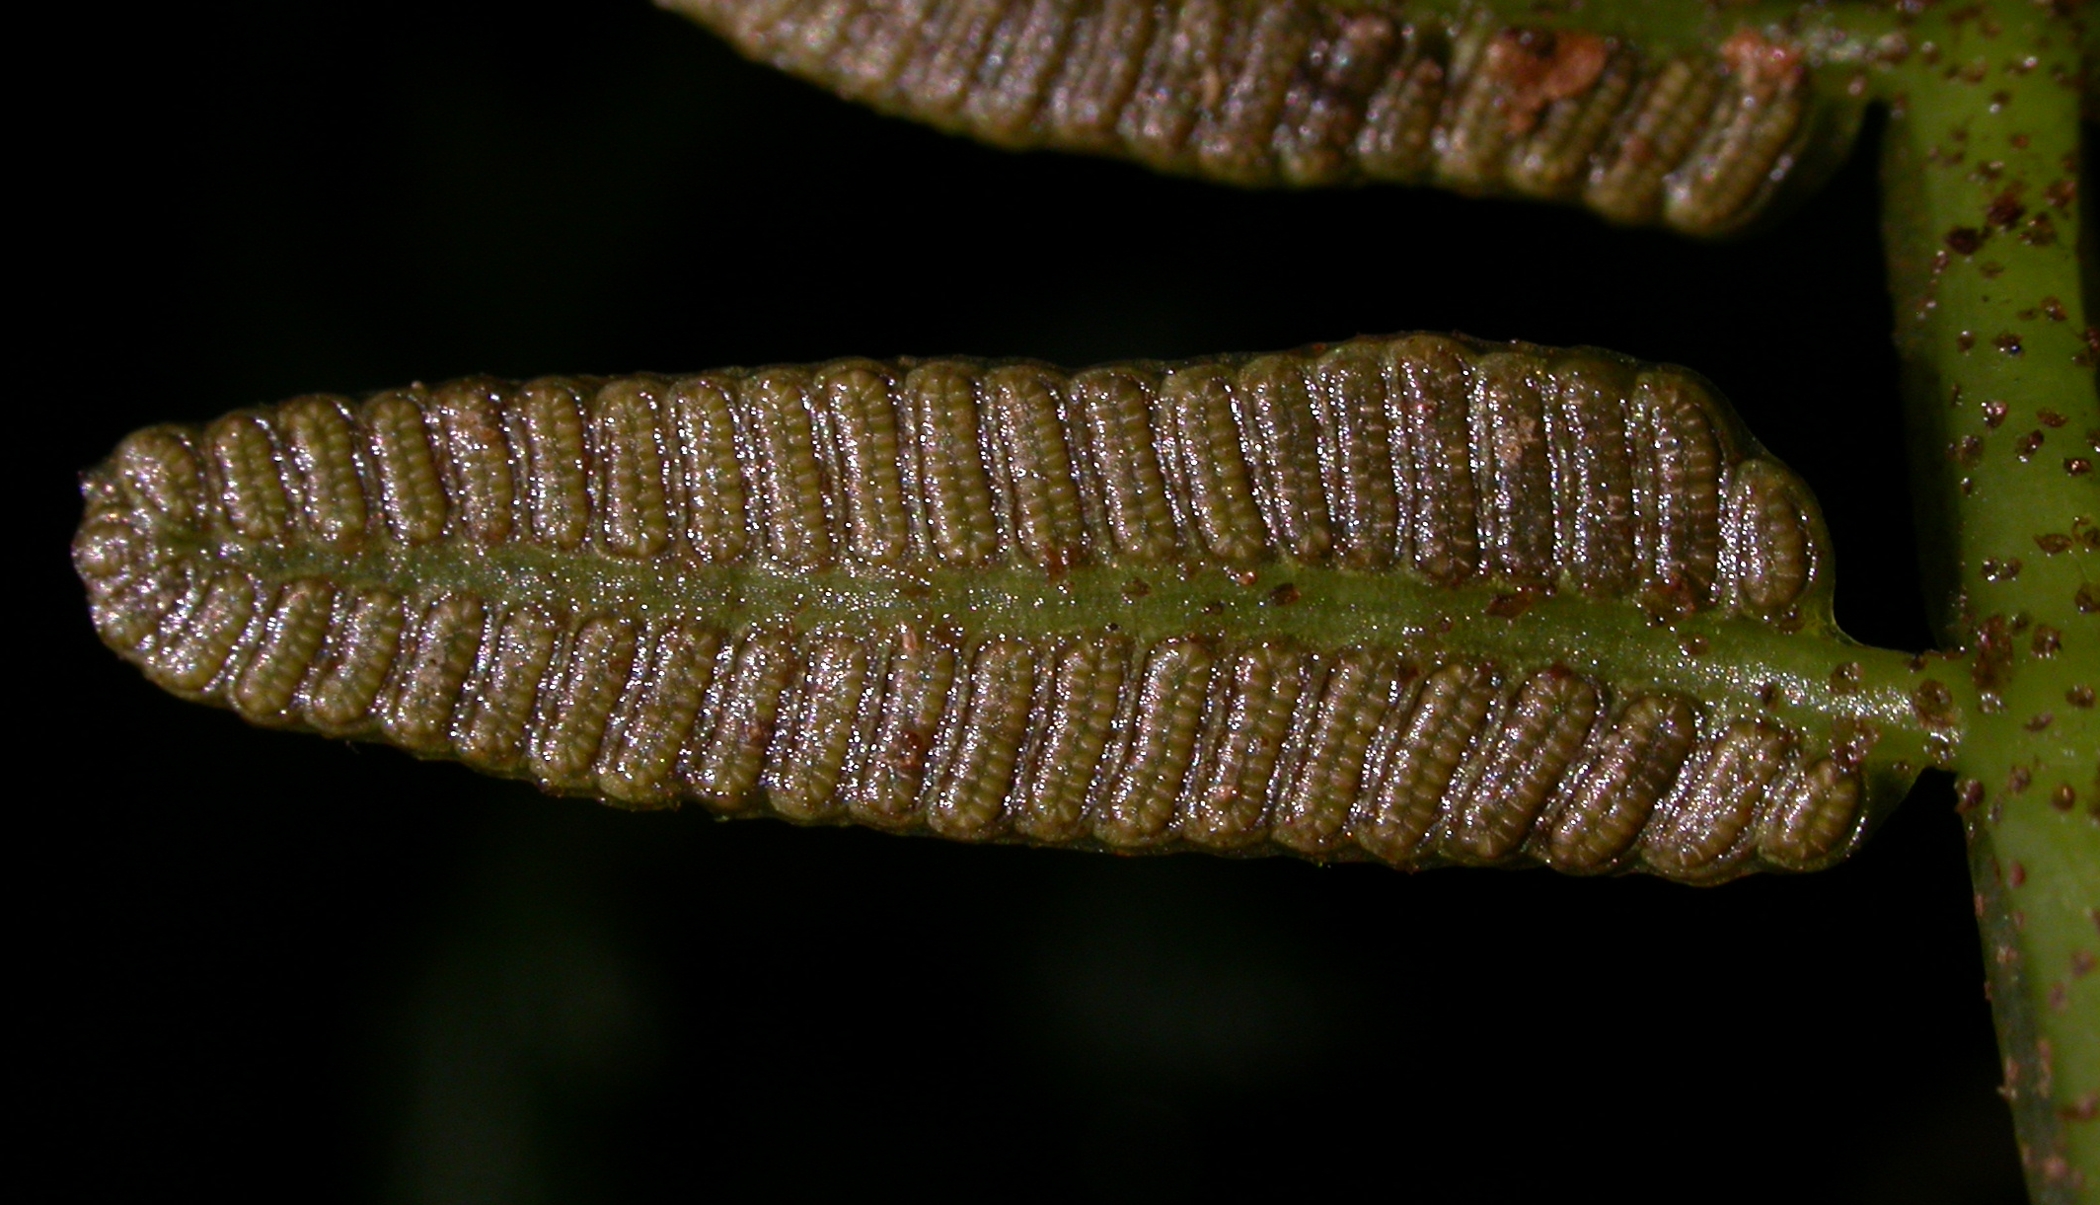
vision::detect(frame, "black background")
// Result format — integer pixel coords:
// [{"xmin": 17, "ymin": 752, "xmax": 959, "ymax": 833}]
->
[{"xmin": 25, "ymin": 3, "xmax": 2026, "ymax": 1201}]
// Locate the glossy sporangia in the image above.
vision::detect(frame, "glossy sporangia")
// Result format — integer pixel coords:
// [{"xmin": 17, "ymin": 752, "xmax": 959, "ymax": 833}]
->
[
  {"xmin": 665, "ymin": 0, "xmax": 1863, "ymax": 234},
  {"xmin": 75, "ymin": 335, "xmax": 1954, "ymax": 884}
]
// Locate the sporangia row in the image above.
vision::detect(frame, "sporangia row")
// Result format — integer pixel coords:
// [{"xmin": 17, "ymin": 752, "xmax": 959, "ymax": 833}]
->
[
  {"xmin": 663, "ymin": 0, "xmax": 1863, "ymax": 235},
  {"xmin": 79, "ymin": 334, "xmax": 1905, "ymax": 883}
]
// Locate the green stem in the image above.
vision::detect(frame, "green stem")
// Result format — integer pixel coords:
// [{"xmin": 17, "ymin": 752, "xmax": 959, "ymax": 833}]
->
[{"xmin": 1878, "ymin": 3, "xmax": 2099, "ymax": 1200}]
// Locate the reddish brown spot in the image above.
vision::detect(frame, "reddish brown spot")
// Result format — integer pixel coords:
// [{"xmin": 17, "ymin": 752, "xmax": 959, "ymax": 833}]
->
[
  {"xmin": 1983, "ymin": 399, "xmax": 2009, "ymax": 427},
  {"xmin": 2033, "ymin": 626, "xmax": 2063, "ymax": 655},
  {"xmin": 1995, "ymin": 333, "xmax": 2024, "ymax": 356},
  {"xmin": 1986, "ymin": 189, "xmax": 2026, "ymax": 228},
  {"xmin": 1957, "ymin": 777, "xmax": 1986, "ymax": 814},
  {"xmin": 1980, "ymin": 261, "xmax": 2006, "ymax": 278},
  {"xmin": 2035, "ymin": 409, "xmax": 2067, "ymax": 430},
  {"xmin": 1946, "ymin": 227, "xmax": 1984, "ymax": 255},
  {"xmin": 2025, "ymin": 712, "xmax": 2055, "ymax": 732},
  {"xmin": 2067, "ymin": 458, "xmax": 2093, "ymax": 476},
  {"xmin": 2010, "ymin": 859, "xmax": 2028, "ymax": 886},
  {"xmin": 2077, "ymin": 583, "xmax": 2099, "ymax": 613},
  {"xmin": 2065, "ymin": 1092, "xmax": 2100, "ymax": 1123},
  {"xmin": 2041, "ymin": 296, "xmax": 2067, "ymax": 321},
  {"xmin": 2008, "ymin": 767, "xmax": 2032, "ymax": 796},
  {"xmin": 1719, "ymin": 27, "xmax": 1804, "ymax": 97},
  {"xmin": 1226, "ymin": 567, "xmax": 1257, "ymax": 588},
  {"xmin": 1831, "ymin": 719, "xmax": 1882, "ymax": 771},
  {"xmin": 2010, "ymin": 132, "xmax": 2031, "ymax": 147},
  {"xmin": 2074, "ymin": 951, "xmax": 2096, "ymax": 978},
  {"xmin": 2036, "ymin": 533, "xmax": 2072, "ymax": 554},
  {"xmin": 2020, "ymin": 213, "xmax": 2059, "ymax": 246},
  {"xmin": 2044, "ymin": 178, "xmax": 2076, "ymax": 209},
  {"xmin": 1041, "ymin": 546, "xmax": 1072, "ymax": 584},
  {"xmin": 1122, "ymin": 577, "xmax": 1151, "ymax": 600},
  {"xmin": 1975, "ymin": 614, "xmax": 2014, "ymax": 695},
  {"xmin": 1951, "ymin": 434, "xmax": 1985, "ymax": 465},
  {"xmin": 1265, "ymin": 582, "xmax": 1300, "ymax": 607},
  {"xmin": 2068, "ymin": 685, "xmax": 2094, "ymax": 708},
  {"xmin": 1486, "ymin": 592, "xmax": 1534, "ymax": 618},
  {"xmin": 2016, "ymin": 431, "xmax": 2045, "ymax": 460},
  {"xmin": 1980, "ymin": 557, "xmax": 2022, "ymax": 582},
  {"xmin": 1679, "ymin": 634, "xmax": 1709, "ymax": 657},
  {"xmin": 1910, "ymin": 680, "xmax": 1959, "ymax": 732},
  {"xmin": 1481, "ymin": 29, "xmax": 1610, "ymax": 134},
  {"xmin": 1829, "ymin": 661, "xmax": 1864, "ymax": 693},
  {"xmin": 890, "ymin": 731, "xmax": 929, "ymax": 776},
  {"xmin": 2051, "ymin": 785, "xmax": 2076, "ymax": 812}
]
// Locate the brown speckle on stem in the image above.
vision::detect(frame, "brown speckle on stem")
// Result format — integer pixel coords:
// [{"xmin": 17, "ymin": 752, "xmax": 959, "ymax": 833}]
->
[
  {"xmin": 1986, "ymin": 189, "xmax": 2026, "ymax": 226},
  {"xmin": 1958, "ymin": 777, "xmax": 1986, "ymax": 813},
  {"xmin": 1914, "ymin": 678, "xmax": 1957, "ymax": 726},
  {"xmin": 1486, "ymin": 592, "xmax": 1534, "ymax": 618}
]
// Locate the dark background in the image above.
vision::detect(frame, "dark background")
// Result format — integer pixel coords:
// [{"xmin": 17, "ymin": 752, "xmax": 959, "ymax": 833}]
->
[{"xmin": 25, "ymin": 3, "xmax": 2026, "ymax": 1201}]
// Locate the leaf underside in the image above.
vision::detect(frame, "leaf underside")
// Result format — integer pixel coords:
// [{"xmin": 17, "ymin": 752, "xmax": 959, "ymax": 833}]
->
[{"xmin": 74, "ymin": 334, "xmax": 1943, "ymax": 884}]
